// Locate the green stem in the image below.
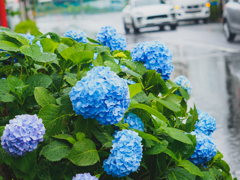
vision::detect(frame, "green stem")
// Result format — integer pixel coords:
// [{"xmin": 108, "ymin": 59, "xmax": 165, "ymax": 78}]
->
[
  {"xmin": 59, "ymin": 70, "xmax": 65, "ymax": 92},
  {"xmin": 144, "ymin": 70, "xmax": 157, "ymax": 90},
  {"xmin": 77, "ymin": 64, "xmax": 81, "ymax": 80}
]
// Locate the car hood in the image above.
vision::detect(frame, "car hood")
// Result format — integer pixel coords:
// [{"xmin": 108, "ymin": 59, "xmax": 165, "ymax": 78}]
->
[{"xmin": 133, "ymin": 4, "xmax": 174, "ymax": 16}]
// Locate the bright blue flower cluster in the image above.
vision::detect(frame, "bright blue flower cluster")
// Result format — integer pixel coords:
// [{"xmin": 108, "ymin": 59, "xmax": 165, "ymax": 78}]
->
[
  {"xmin": 188, "ymin": 131, "xmax": 217, "ymax": 166},
  {"xmin": 69, "ymin": 66, "xmax": 130, "ymax": 125},
  {"xmin": 174, "ymin": 75, "xmax": 192, "ymax": 95},
  {"xmin": 64, "ymin": 29, "xmax": 87, "ymax": 43},
  {"xmin": 96, "ymin": 26, "xmax": 127, "ymax": 52},
  {"xmin": 72, "ymin": 173, "xmax": 98, "ymax": 180},
  {"xmin": 131, "ymin": 41, "xmax": 174, "ymax": 80},
  {"xmin": 103, "ymin": 129, "xmax": 143, "ymax": 177},
  {"xmin": 195, "ymin": 109, "xmax": 217, "ymax": 136},
  {"xmin": 124, "ymin": 113, "xmax": 144, "ymax": 132},
  {"xmin": 19, "ymin": 33, "xmax": 43, "ymax": 52},
  {"xmin": 1, "ymin": 114, "xmax": 45, "ymax": 157}
]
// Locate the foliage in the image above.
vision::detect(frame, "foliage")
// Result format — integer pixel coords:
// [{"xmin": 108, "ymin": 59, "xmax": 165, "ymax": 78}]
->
[
  {"xmin": 14, "ymin": 20, "xmax": 42, "ymax": 36},
  {"xmin": 0, "ymin": 26, "xmax": 237, "ymax": 180}
]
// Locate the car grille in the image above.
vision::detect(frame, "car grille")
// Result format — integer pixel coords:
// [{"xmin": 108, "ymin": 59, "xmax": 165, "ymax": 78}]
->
[
  {"xmin": 185, "ymin": 10, "xmax": 201, "ymax": 13},
  {"xmin": 187, "ymin": 5, "xmax": 199, "ymax": 9},
  {"xmin": 147, "ymin": 15, "xmax": 168, "ymax": 20}
]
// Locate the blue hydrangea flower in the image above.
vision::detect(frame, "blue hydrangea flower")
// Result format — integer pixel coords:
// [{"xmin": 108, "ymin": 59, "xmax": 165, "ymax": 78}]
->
[
  {"xmin": 174, "ymin": 75, "xmax": 192, "ymax": 95},
  {"xmin": 195, "ymin": 109, "xmax": 217, "ymax": 136},
  {"xmin": 64, "ymin": 29, "xmax": 87, "ymax": 43},
  {"xmin": 103, "ymin": 129, "xmax": 143, "ymax": 177},
  {"xmin": 124, "ymin": 112, "xmax": 144, "ymax": 132},
  {"xmin": 131, "ymin": 41, "xmax": 174, "ymax": 80},
  {"xmin": 96, "ymin": 26, "xmax": 127, "ymax": 52},
  {"xmin": 188, "ymin": 131, "xmax": 217, "ymax": 166},
  {"xmin": 1, "ymin": 114, "xmax": 45, "ymax": 157},
  {"xmin": 72, "ymin": 173, "xmax": 98, "ymax": 180},
  {"xmin": 19, "ymin": 33, "xmax": 43, "ymax": 52},
  {"xmin": 69, "ymin": 66, "xmax": 130, "ymax": 125}
]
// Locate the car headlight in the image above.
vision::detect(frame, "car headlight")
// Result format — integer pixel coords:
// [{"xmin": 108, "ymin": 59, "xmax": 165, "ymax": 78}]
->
[
  {"xmin": 206, "ymin": 3, "xmax": 210, "ymax": 7},
  {"xmin": 174, "ymin": 5, "xmax": 180, "ymax": 10}
]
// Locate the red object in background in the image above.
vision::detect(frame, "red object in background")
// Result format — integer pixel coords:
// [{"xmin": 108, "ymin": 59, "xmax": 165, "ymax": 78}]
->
[{"xmin": 0, "ymin": 0, "xmax": 8, "ymax": 27}]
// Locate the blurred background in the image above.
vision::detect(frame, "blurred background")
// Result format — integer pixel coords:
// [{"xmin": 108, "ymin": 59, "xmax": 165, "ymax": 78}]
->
[{"xmin": 1, "ymin": 0, "xmax": 240, "ymax": 178}]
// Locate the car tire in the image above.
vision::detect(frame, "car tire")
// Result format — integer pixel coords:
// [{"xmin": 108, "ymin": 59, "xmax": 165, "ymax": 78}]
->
[
  {"xmin": 203, "ymin": 18, "xmax": 208, "ymax": 24},
  {"xmin": 123, "ymin": 18, "xmax": 130, "ymax": 34},
  {"xmin": 132, "ymin": 19, "xmax": 140, "ymax": 34},
  {"xmin": 159, "ymin": 25, "xmax": 165, "ymax": 31},
  {"xmin": 170, "ymin": 24, "xmax": 177, "ymax": 30},
  {"xmin": 223, "ymin": 20, "xmax": 236, "ymax": 42}
]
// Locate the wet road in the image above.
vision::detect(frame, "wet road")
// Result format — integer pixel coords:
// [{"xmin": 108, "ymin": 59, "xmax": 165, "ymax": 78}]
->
[{"xmin": 38, "ymin": 12, "xmax": 240, "ymax": 178}]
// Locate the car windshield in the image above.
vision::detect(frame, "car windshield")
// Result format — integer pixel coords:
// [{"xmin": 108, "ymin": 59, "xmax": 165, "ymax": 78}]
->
[{"xmin": 135, "ymin": 0, "xmax": 166, "ymax": 7}]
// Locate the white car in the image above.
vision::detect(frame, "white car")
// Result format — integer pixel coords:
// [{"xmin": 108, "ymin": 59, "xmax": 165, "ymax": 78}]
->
[
  {"xmin": 171, "ymin": 0, "xmax": 210, "ymax": 23},
  {"xmin": 122, "ymin": 0, "xmax": 178, "ymax": 33}
]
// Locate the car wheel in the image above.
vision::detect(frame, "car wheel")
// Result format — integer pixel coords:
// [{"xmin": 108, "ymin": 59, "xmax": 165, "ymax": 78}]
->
[
  {"xmin": 223, "ymin": 20, "xmax": 236, "ymax": 42},
  {"xmin": 170, "ymin": 24, "xmax": 177, "ymax": 30},
  {"xmin": 132, "ymin": 19, "xmax": 140, "ymax": 34},
  {"xmin": 203, "ymin": 18, "xmax": 208, "ymax": 24},
  {"xmin": 159, "ymin": 25, "xmax": 165, "ymax": 31},
  {"xmin": 123, "ymin": 18, "xmax": 130, "ymax": 34}
]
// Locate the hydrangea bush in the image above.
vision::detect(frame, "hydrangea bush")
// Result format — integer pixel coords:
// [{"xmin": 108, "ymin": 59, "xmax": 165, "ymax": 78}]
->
[{"xmin": 0, "ymin": 26, "xmax": 236, "ymax": 180}]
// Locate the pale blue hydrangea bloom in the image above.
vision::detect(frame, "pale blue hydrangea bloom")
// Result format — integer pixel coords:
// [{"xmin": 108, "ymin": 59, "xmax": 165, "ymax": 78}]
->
[
  {"xmin": 96, "ymin": 26, "xmax": 127, "ymax": 52},
  {"xmin": 72, "ymin": 173, "xmax": 98, "ymax": 180},
  {"xmin": 19, "ymin": 33, "xmax": 43, "ymax": 52},
  {"xmin": 64, "ymin": 29, "xmax": 87, "ymax": 43},
  {"xmin": 131, "ymin": 41, "xmax": 174, "ymax": 80},
  {"xmin": 174, "ymin": 75, "xmax": 192, "ymax": 95},
  {"xmin": 69, "ymin": 66, "xmax": 130, "ymax": 125},
  {"xmin": 103, "ymin": 129, "xmax": 143, "ymax": 177},
  {"xmin": 124, "ymin": 79, "xmax": 136, "ymax": 85},
  {"xmin": 124, "ymin": 112, "xmax": 144, "ymax": 132},
  {"xmin": 188, "ymin": 131, "xmax": 217, "ymax": 166},
  {"xmin": 195, "ymin": 109, "xmax": 217, "ymax": 136},
  {"xmin": 1, "ymin": 114, "xmax": 45, "ymax": 157}
]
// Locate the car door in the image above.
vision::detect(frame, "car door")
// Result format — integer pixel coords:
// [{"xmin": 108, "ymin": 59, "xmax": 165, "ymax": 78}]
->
[
  {"xmin": 227, "ymin": 0, "xmax": 240, "ymax": 32},
  {"xmin": 236, "ymin": 0, "xmax": 240, "ymax": 31}
]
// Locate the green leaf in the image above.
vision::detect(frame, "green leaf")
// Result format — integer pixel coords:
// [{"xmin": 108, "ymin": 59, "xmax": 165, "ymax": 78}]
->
[
  {"xmin": 34, "ymin": 87, "xmax": 56, "ymax": 107},
  {"xmin": 20, "ymin": 44, "xmax": 41, "ymax": 58},
  {"xmin": 9, "ymin": 109, "xmax": 27, "ymax": 119},
  {"xmin": 74, "ymin": 116, "xmax": 95, "ymax": 138},
  {"xmin": 11, "ymin": 150, "xmax": 37, "ymax": 174},
  {"xmin": 69, "ymin": 51, "xmax": 94, "ymax": 65},
  {"xmin": 134, "ymin": 61, "xmax": 147, "ymax": 75},
  {"xmin": 87, "ymin": 37, "xmax": 102, "ymax": 44},
  {"xmin": 179, "ymin": 88, "xmax": 190, "ymax": 100},
  {"xmin": 104, "ymin": 61, "xmax": 121, "ymax": 73},
  {"xmin": 209, "ymin": 168, "xmax": 223, "ymax": 180},
  {"xmin": 164, "ymin": 94, "xmax": 183, "ymax": 106},
  {"xmin": 38, "ymin": 104, "xmax": 69, "ymax": 136},
  {"xmin": 178, "ymin": 160, "xmax": 203, "ymax": 177},
  {"xmin": 149, "ymin": 93, "xmax": 181, "ymax": 112},
  {"xmin": 132, "ymin": 91, "xmax": 151, "ymax": 106},
  {"xmin": 0, "ymin": 79, "xmax": 9, "ymax": 93},
  {"xmin": 185, "ymin": 105, "xmax": 198, "ymax": 132},
  {"xmin": 67, "ymin": 138, "xmax": 99, "ymax": 166},
  {"xmin": 0, "ymin": 41, "xmax": 20, "ymax": 51},
  {"xmin": 40, "ymin": 140, "xmax": 71, "ymax": 161},
  {"xmin": 128, "ymin": 103, "xmax": 169, "ymax": 124},
  {"xmin": 133, "ymin": 129, "xmax": 162, "ymax": 144},
  {"xmin": 0, "ymin": 147, "xmax": 10, "ymax": 165},
  {"xmin": 3, "ymin": 31, "xmax": 30, "ymax": 45},
  {"xmin": 145, "ymin": 140, "xmax": 168, "ymax": 155},
  {"xmin": 76, "ymin": 132, "xmax": 85, "ymax": 141},
  {"xmin": 40, "ymin": 38, "xmax": 55, "ymax": 52},
  {"xmin": 0, "ymin": 93, "xmax": 16, "ymax": 102},
  {"xmin": 198, "ymin": 171, "xmax": 216, "ymax": 180},
  {"xmin": 163, "ymin": 148, "xmax": 178, "ymax": 161},
  {"xmin": 60, "ymin": 94, "xmax": 74, "ymax": 114},
  {"xmin": 24, "ymin": 74, "xmax": 52, "ymax": 96},
  {"xmin": 33, "ymin": 32, "xmax": 61, "ymax": 43},
  {"xmin": 7, "ymin": 75, "xmax": 24, "ymax": 92},
  {"xmin": 213, "ymin": 160, "xmax": 230, "ymax": 174},
  {"xmin": 60, "ymin": 37, "xmax": 74, "ymax": 47},
  {"xmin": 0, "ymin": 126, "xmax": 5, "ymax": 139},
  {"xmin": 167, "ymin": 167, "xmax": 196, "ymax": 180},
  {"xmin": 129, "ymin": 83, "xmax": 142, "ymax": 98},
  {"xmin": 92, "ymin": 130, "xmax": 114, "ymax": 148},
  {"xmin": 65, "ymin": 76, "xmax": 77, "ymax": 86},
  {"xmin": 53, "ymin": 134, "xmax": 76, "ymax": 144},
  {"xmin": 162, "ymin": 127, "xmax": 193, "ymax": 145},
  {"xmin": 122, "ymin": 69, "xmax": 142, "ymax": 82},
  {"xmin": 152, "ymin": 116, "xmax": 168, "ymax": 129}
]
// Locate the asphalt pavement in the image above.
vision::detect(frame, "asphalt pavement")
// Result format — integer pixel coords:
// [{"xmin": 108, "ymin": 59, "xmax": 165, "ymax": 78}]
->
[{"xmin": 38, "ymin": 12, "xmax": 240, "ymax": 178}]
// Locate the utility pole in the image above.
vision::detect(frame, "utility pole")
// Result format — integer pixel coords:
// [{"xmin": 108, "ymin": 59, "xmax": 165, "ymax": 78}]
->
[
  {"xmin": 0, "ymin": 0, "xmax": 8, "ymax": 27},
  {"xmin": 19, "ymin": 0, "xmax": 27, "ymax": 21}
]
